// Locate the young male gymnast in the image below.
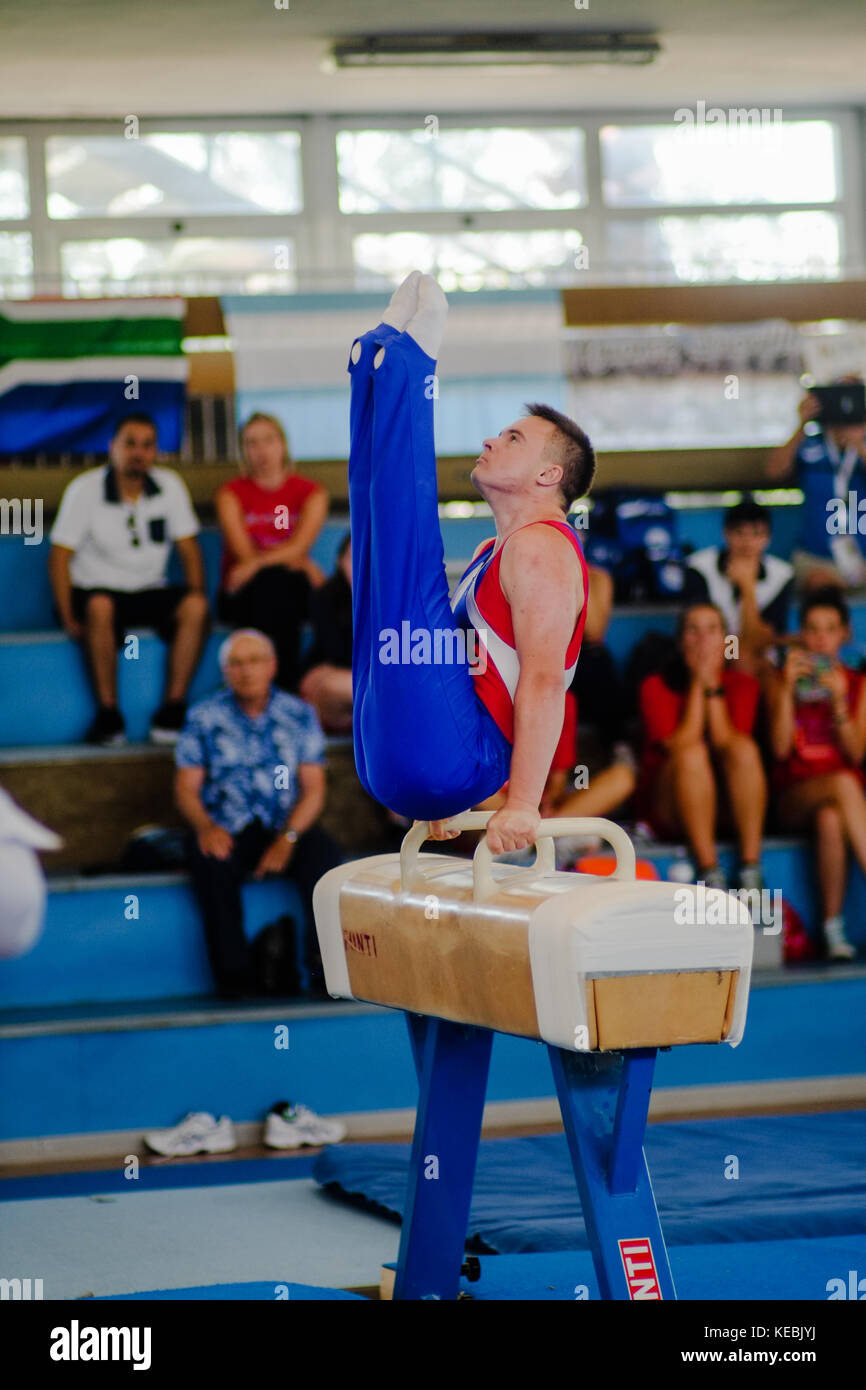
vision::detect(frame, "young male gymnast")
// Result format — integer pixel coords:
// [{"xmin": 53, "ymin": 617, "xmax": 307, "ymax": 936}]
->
[{"xmin": 348, "ymin": 271, "xmax": 595, "ymax": 856}]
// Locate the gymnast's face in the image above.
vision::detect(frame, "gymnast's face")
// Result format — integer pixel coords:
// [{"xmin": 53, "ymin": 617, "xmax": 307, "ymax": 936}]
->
[{"xmin": 472, "ymin": 416, "xmax": 562, "ymax": 500}]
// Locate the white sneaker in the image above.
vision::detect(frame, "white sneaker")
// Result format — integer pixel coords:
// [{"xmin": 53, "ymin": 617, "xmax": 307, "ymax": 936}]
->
[
  {"xmin": 556, "ymin": 834, "xmax": 603, "ymax": 870},
  {"xmin": 144, "ymin": 1112, "xmax": 236, "ymax": 1157},
  {"xmin": 824, "ymin": 917, "xmax": 857, "ymax": 962},
  {"xmin": 264, "ymin": 1101, "xmax": 347, "ymax": 1149}
]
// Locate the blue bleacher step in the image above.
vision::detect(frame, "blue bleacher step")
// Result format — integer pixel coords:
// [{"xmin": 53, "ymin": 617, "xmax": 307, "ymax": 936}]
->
[
  {"xmin": 3, "ymin": 973, "xmax": 866, "ymax": 1150},
  {"xmin": 0, "ymin": 873, "xmax": 308, "ymax": 1010},
  {"xmin": 3, "ymin": 838, "xmax": 863, "ymax": 1019}
]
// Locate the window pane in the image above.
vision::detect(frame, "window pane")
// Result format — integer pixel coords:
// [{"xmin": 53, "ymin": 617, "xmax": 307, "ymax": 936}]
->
[
  {"xmin": 46, "ymin": 132, "xmax": 302, "ymax": 218},
  {"xmin": 354, "ymin": 229, "xmax": 586, "ymax": 291},
  {"xmin": 601, "ymin": 120, "xmax": 838, "ymax": 206},
  {"xmin": 607, "ymin": 212, "xmax": 841, "ymax": 282},
  {"xmin": 60, "ymin": 237, "xmax": 296, "ymax": 296},
  {"xmin": 0, "ymin": 137, "xmax": 29, "ymax": 218},
  {"xmin": 0, "ymin": 232, "xmax": 34, "ymax": 297},
  {"xmin": 338, "ymin": 128, "xmax": 585, "ymax": 213}
]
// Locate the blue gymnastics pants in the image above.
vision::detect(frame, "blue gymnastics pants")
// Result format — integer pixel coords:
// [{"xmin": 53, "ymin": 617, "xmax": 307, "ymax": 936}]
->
[{"xmin": 348, "ymin": 324, "xmax": 512, "ymax": 821}]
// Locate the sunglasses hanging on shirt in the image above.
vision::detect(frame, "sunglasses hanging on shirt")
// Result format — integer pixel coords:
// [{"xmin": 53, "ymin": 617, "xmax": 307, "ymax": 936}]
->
[{"xmin": 127, "ymin": 511, "xmax": 141, "ymax": 547}]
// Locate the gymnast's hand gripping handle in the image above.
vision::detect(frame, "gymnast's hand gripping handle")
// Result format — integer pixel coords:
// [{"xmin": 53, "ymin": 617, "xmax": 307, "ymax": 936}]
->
[{"xmin": 400, "ymin": 812, "xmax": 637, "ymax": 899}]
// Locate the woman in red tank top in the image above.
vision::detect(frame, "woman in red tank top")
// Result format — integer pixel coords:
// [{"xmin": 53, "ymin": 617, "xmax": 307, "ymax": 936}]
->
[
  {"xmin": 768, "ymin": 587, "xmax": 866, "ymax": 959},
  {"xmin": 216, "ymin": 413, "xmax": 328, "ymax": 691},
  {"xmin": 635, "ymin": 602, "xmax": 766, "ymax": 891}
]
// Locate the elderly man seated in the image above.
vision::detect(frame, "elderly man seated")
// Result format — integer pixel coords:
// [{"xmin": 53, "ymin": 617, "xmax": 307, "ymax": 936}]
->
[{"xmin": 174, "ymin": 628, "xmax": 343, "ymax": 999}]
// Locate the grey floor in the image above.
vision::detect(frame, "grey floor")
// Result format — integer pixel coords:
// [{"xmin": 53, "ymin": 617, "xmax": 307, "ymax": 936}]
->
[{"xmin": 1, "ymin": 1178, "xmax": 399, "ymax": 1299}]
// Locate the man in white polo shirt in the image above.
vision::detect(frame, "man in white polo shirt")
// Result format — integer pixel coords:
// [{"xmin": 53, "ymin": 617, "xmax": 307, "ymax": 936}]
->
[{"xmin": 49, "ymin": 412, "xmax": 210, "ymax": 745}]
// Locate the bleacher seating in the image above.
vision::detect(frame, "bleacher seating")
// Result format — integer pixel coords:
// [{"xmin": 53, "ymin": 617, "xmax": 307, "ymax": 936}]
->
[{"xmin": 2, "ymin": 495, "xmax": 865, "ymax": 1159}]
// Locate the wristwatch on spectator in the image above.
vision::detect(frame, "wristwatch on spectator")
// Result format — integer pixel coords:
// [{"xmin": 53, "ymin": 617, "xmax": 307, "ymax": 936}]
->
[
  {"xmin": 703, "ymin": 685, "xmax": 725, "ymax": 698},
  {"xmin": 283, "ymin": 828, "xmax": 300, "ymax": 845}
]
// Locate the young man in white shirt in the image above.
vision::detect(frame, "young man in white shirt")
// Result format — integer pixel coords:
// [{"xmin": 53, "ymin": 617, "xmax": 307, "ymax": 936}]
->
[{"xmin": 49, "ymin": 413, "xmax": 209, "ymax": 745}]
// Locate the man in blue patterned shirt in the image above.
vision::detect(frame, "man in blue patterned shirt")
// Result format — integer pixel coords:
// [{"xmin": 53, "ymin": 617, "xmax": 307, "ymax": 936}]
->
[{"xmin": 175, "ymin": 628, "xmax": 343, "ymax": 998}]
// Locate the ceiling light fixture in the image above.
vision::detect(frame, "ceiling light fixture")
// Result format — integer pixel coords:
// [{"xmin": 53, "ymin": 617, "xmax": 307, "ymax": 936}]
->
[{"xmin": 331, "ymin": 32, "xmax": 661, "ymax": 71}]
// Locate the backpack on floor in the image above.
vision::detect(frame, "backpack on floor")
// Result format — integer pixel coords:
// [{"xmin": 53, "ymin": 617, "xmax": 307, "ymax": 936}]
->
[{"xmin": 251, "ymin": 915, "xmax": 301, "ymax": 997}]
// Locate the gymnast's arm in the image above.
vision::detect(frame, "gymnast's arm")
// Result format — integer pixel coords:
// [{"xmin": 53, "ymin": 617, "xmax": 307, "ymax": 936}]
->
[{"xmin": 486, "ymin": 526, "xmax": 582, "ymax": 855}]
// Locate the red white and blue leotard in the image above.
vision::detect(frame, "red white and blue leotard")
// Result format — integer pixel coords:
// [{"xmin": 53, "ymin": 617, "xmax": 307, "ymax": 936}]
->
[
  {"xmin": 348, "ymin": 320, "xmax": 589, "ymax": 820},
  {"xmin": 449, "ymin": 519, "xmax": 589, "ymax": 743}
]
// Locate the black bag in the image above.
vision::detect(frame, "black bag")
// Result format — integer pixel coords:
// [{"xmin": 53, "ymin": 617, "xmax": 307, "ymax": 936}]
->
[
  {"xmin": 117, "ymin": 825, "xmax": 190, "ymax": 872},
  {"xmin": 250, "ymin": 915, "xmax": 301, "ymax": 997},
  {"xmin": 585, "ymin": 491, "xmax": 689, "ymax": 603}
]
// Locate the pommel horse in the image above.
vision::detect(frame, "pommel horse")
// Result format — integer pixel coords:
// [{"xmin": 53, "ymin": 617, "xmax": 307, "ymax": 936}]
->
[{"xmin": 313, "ymin": 813, "xmax": 754, "ymax": 1301}]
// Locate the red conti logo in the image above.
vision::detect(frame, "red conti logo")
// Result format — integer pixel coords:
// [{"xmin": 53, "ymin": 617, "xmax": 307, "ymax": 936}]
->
[{"xmin": 618, "ymin": 1238, "xmax": 663, "ymax": 1300}]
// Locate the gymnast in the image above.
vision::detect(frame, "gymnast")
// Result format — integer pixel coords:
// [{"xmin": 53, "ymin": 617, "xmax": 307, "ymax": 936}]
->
[{"xmin": 348, "ymin": 271, "xmax": 596, "ymax": 856}]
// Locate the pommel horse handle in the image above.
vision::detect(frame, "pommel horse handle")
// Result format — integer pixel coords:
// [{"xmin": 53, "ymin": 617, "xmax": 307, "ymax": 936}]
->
[{"xmin": 400, "ymin": 812, "xmax": 637, "ymax": 900}]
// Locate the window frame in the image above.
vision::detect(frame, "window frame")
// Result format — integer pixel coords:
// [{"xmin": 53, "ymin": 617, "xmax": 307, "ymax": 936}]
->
[{"xmin": 0, "ymin": 108, "xmax": 859, "ymax": 297}]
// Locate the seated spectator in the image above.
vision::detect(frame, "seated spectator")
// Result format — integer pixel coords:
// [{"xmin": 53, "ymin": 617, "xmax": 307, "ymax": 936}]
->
[
  {"xmin": 216, "ymin": 413, "xmax": 328, "ymax": 691},
  {"xmin": 174, "ymin": 628, "xmax": 343, "ymax": 1000},
  {"xmin": 634, "ymin": 602, "xmax": 766, "ymax": 891},
  {"xmin": 684, "ymin": 496, "xmax": 794, "ymax": 672},
  {"xmin": 471, "ymin": 691, "xmax": 636, "ymax": 867},
  {"xmin": 48, "ymin": 413, "xmax": 209, "ymax": 746},
  {"xmin": 569, "ymin": 564, "xmax": 632, "ymax": 763},
  {"xmin": 298, "ymin": 531, "xmax": 353, "ymax": 733},
  {"xmin": 766, "ymin": 381, "xmax": 866, "ymax": 590},
  {"xmin": 767, "ymin": 587, "xmax": 866, "ymax": 960},
  {"xmin": 540, "ymin": 689, "xmax": 636, "ymax": 825}
]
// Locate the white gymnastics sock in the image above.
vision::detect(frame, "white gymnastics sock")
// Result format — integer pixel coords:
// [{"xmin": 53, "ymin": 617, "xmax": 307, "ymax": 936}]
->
[
  {"xmin": 381, "ymin": 269, "xmax": 422, "ymax": 331},
  {"xmin": 405, "ymin": 273, "xmax": 448, "ymax": 359}
]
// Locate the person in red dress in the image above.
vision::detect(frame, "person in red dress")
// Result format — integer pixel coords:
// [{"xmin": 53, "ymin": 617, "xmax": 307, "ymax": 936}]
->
[
  {"xmin": 635, "ymin": 602, "xmax": 766, "ymax": 891},
  {"xmin": 216, "ymin": 413, "xmax": 328, "ymax": 690},
  {"xmin": 767, "ymin": 587, "xmax": 866, "ymax": 960}
]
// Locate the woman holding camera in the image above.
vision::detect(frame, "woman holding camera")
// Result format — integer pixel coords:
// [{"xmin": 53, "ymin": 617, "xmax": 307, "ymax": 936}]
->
[{"xmin": 768, "ymin": 587, "xmax": 866, "ymax": 959}]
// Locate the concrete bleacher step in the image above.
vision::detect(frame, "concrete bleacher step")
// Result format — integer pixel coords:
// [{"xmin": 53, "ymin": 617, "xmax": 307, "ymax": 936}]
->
[{"xmin": 0, "ymin": 740, "xmax": 390, "ymax": 871}]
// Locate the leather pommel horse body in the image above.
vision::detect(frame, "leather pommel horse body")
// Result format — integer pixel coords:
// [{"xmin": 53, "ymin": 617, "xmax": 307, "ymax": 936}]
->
[{"xmin": 313, "ymin": 814, "xmax": 754, "ymax": 1301}]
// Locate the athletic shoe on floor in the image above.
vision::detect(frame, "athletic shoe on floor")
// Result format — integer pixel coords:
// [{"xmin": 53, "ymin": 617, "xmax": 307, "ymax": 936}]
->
[
  {"xmin": 264, "ymin": 1101, "xmax": 347, "ymax": 1149},
  {"xmin": 150, "ymin": 700, "xmax": 187, "ymax": 745},
  {"xmin": 824, "ymin": 916, "xmax": 857, "ymax": 962},
  {"xmin": 611, "ymin": 741, "xmax": 639, "ymax": 776},
  {"xmin": 144, "ymin": 1112, "xmax": 237, "ymax": 1156},
  {"xmin": 85, "ymin": 706, "xmax": 126, "ymax": 747},
  {"xmin": 701, "ymin": 865, "xmax": 728, "ymax": 891},
  {"xmin": 738, "ymin": 862, "xmax": 764, "ymax": 894}
]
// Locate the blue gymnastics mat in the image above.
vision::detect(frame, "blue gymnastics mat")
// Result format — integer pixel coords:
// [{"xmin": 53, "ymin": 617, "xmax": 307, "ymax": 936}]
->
[
  {"xmin": 313, "ymin": 1111, "xmax": 866, "ymax": 1253},
  {"xmin": 436, "ymin": 1235, "xmax": 866, "ymax": 1301},
  {"xmin": 97, "ymin": 1282, "xmax": 364, "ymax": 1301}
]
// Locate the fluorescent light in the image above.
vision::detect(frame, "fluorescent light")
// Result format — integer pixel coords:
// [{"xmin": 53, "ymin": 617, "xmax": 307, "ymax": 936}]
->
[{"xmin": 332, "ymin": 33, "xmax": 661, "ymax": 70}]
